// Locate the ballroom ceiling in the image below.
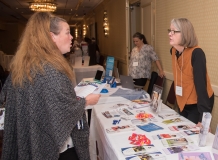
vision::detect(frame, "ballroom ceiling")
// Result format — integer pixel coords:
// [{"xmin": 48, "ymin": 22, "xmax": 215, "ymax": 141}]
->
[{"xmin": 0, "ymin": 0, "xmax": 103, "ymax": 26}]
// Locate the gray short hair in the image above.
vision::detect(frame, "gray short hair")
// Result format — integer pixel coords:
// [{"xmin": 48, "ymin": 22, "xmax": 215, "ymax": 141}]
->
[{"xmin": 171, "ymin": 18, "xmax": 198, "ymax": 47}]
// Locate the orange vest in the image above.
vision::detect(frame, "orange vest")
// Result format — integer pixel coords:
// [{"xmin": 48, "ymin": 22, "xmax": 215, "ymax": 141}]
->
[{"xmin": 171, "ymin": 47, "xmax": 213, "ymax": 111}]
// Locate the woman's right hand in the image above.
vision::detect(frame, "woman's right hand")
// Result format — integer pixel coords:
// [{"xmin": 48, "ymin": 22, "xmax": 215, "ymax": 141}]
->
[{"xmin": 85, "ymin": 94, "xmax": 101, "ymax": 106}]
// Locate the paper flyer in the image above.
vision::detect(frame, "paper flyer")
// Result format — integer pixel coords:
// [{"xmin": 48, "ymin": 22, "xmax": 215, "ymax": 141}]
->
[
  {"xmin": 152, "ymin": 133, "xmax": 183, "ymax": 140},
  {"xmin": 161, "ymin": 137, "xmax": 194, "ymax": 147},
  {"xmin": 150, "ymin": 85, "xmax": 163, "ymax": 113},
  {"xmin": 125, "ymin": 152, "xmax": 165, "ymax": 160},
  {"xmin": 163, "ymin": 144, "xmax": 199, "ymax": 155},
  {"xmin": 169, "ymin": 124, "xmax": 197, "ymax": 131},
  {"xmin": 121, "ymin": 145, "xmax": 159, "ymax": 156},
  {"xmin": 106, "ymin": 124, "xmax": 135, "ymax": 134},
  {"xmin": 178, "ymin": 152, "xmax": 213, "ymax": 160},
  {"xmin": 162, "ymin": 118, "xmax": 183, "ymax": 124}
]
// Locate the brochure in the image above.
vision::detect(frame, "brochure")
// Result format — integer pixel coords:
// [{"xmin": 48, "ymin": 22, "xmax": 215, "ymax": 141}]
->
[
  {"xmin": 74, "ymin": 82, "xmax": 106, "ymax": 97},
  {"xmin": 102, "ymin": 111, "xmax": 113, "ymax": 118},
  {"xmin": 105, "ymin": 56, "xmax": 114, "ymax": 77},
  {"xmin": 121, "ymin": 145, "xmax": 159, "ymax": 156},
  {"xmin": 169, "ymin": 124, "xmax": 197, "ymax": 131},
  {"xmin": 132, "ymin": 99, "xmax": 151, "ymax": 108},
  {"xmin": 163, "ymin": 144, "xmax": 199, "ymax": 155},
  {"xmin": 161, "ymin": 137, "xmax": 193, "ymax": 147},
  {"xmin": 125, "ymin": 152, "xmax": 165, "ymax": 160},
  {"xmin": 213, "ymin": 153, "xmax": 218, "ymax": 160},
  {"xmin": 74, "ymin": 84, "xmax": 97, "ymax": 98},
  {"xmin": 111, "ymin": 103, "xmax": 130, "ymax": 109},
  {"xmin": 183, "ymin": 129, "xmax": 200, "ymax": 136},
  {"xmin": 178, "ymin": 152, "xmax": 213, "ymax": 160},
  {"xmin": 162, "ymin": 118, "xmax": 183, "ymax": 124},
  {"xmin": 212, "ymin": 124, "xmax": 218, "ymax": 150},
  {"xmin": 158, "ymin": 112, "xmax": 180, "ymax": 119},
  {"xmin": 150, "ymin": 85, "xmax": 162, "ymax": 113},
  {"xmin": 152, "ymin": 133, "xmax": 183, "ymax": 140},
  {"xmin": 137, "ymin": 123, "xmax": 164, "ymax": 132},
  {"xmin": 106, "ymin": 124, "xmax": 135, "ymax": 133}
]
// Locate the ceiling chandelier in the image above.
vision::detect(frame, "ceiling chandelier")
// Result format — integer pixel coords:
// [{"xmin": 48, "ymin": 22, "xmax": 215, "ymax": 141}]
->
[{"xmin": 29, "ymin": 0, "xmax": 57, "ymax": 12}]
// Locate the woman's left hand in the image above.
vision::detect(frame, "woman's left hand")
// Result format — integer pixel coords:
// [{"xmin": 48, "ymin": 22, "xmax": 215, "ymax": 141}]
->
[
  {"xmin": 196, "ymin": 122, "xmax": 211, "ymax": 132},
  {"xmin": 159, "ymin": 70, "xmax": 165, "ymax": 78}
]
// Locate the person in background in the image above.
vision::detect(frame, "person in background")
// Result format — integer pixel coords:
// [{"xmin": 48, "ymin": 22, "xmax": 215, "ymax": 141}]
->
[
  {"xmin": 70, "ymin": 40, "xmax": 83, "ymax": 65},
  {"xmin": 80, "ymin": 37, "xmax": 89, "ymax": 56},
  {"xmin": 87, "ymin": 37, "xmax": 97, "ymax": 66},
  {"xmin": 91, "ymin": 37, "xmax": 100, "ymax": 64},
  {"xmin": 129, "ymin": 32, "xmax": 164, "ymax": 87},
  {"xmin": 168, "ymin": 18, "xmax": 214, "ymax": 124},
  {"xmin": 0, "ymin": 12, "xmax": 100, "ymax": 160}
]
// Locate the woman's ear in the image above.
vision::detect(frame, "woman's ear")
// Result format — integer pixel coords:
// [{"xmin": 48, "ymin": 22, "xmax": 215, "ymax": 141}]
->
[{"xmin": 50, "ymin": 32, "xmax": 56, "ymax": 42}]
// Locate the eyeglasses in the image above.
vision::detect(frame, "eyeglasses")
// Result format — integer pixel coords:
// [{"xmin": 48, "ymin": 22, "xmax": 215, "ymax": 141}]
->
[{"xmin": 167, "ymin": 29, "xmax": 181, "ymax": 35}]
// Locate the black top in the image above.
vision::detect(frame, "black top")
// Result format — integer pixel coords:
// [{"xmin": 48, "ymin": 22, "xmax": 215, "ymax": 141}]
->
[{"xmin": 170, "ymin": 48, "xmax": 213, "ymax": 121}]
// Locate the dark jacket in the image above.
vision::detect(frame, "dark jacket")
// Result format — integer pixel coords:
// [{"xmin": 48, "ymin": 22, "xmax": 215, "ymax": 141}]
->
[{"xmin": 0, "ymin": 65, "xmax": 90, "ymax": 160}]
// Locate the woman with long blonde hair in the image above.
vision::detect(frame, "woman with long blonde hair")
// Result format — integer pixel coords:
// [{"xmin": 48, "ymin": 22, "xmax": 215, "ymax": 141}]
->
[{"xmin": 1, "ymin": 12, "xmax": 100, "ymax": 160}]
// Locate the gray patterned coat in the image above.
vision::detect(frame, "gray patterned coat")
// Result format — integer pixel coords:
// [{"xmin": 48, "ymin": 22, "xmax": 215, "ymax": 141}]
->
[{"xmin": 0, "ymin": 65, "xmax": 90, "ymax": 160}]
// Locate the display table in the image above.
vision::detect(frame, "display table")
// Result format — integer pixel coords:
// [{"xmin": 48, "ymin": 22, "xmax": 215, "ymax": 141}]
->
[
  {"xmin": 73, "ymin": 65, "xmax": 105, "ymax": 84},
  {"xmin": 89, "ymin": 96, "xmax": 216, "ymax": 160}
]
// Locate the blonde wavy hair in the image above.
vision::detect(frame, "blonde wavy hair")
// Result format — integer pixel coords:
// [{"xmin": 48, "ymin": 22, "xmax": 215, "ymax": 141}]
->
[{"xmin": 10, "ymin": 12, "xmax": 74, "ymax": 86}]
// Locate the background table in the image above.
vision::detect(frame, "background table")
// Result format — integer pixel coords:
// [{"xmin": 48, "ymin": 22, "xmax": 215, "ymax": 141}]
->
[
  {"xmin": 73, "ymin": 65, "xmax": 105, "ymax": 84},
  {"xmin": 89, "ymin": 97, "xmax": 216, "ymax": 160}
]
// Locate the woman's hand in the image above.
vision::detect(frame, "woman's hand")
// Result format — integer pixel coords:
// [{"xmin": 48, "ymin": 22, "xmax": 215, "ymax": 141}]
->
[
  {"xmin": 196, "ymin": 122, "xmax": 211, "ymax": 132},
  {"xmin": 155, "ymin": 60, "xmax": 165, "ymax": 78},
  {"xmin": 159, "ymin": 70, "xmax": 165, "ymax": 78},
  {"xmin": 85, "ymin": 94, "xmax": 101, "ymax": 106}
]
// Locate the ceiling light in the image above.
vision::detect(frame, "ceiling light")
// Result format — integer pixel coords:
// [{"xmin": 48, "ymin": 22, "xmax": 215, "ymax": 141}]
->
[{"xmin": 29, "ymin": 0, "xmax": 57, "ymax": 12}]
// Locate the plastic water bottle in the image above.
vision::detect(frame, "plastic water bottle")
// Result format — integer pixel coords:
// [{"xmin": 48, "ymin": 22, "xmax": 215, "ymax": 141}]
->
[{"xmin": 198, "ymin": 112, "xmax": 212, "ymax": 147}]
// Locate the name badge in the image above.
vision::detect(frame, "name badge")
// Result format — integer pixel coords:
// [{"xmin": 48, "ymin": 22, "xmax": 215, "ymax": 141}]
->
[
  {"xmin": 133, "ymin": 62, "xmax": 138, "ymax": 66},
  {"xmin": 176, "ymin": 86, "xmax": 182, "ymax": 96}
]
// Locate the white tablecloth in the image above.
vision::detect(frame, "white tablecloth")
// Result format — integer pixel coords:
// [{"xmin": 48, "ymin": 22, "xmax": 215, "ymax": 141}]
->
[
  {"xmin": 73, "ymin": 65, "xmax": 105, "ymax": 84},
  {"xmin": 89, "ymin": 97, "xmax": 216, "ymax": 160}
]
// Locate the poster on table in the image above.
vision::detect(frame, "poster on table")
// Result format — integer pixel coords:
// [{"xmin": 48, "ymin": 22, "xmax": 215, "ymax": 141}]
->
[{"xmin": 105, "ymin": 56, "xmax": 114, "ymax": 81}]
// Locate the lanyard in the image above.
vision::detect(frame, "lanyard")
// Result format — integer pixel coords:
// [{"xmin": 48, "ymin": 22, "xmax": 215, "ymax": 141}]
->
[{"xmin": 175, "ymin": 49, "xmax": 184, "ymax": 87}]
